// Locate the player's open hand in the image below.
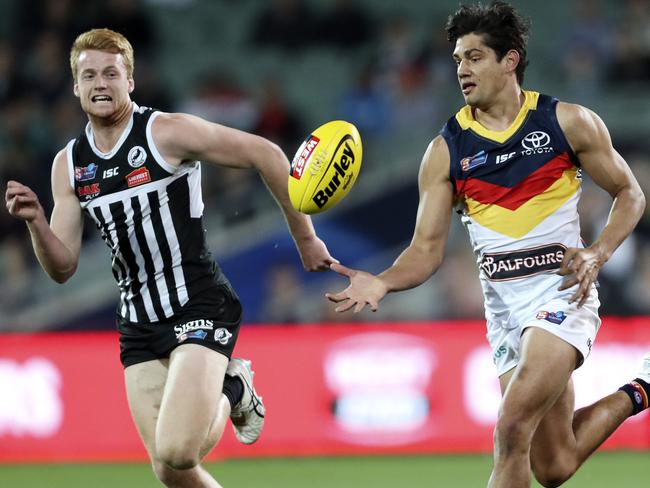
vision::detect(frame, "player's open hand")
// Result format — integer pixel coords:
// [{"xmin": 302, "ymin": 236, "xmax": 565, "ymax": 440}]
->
[
  {"xmin": 326, "ymin": 262, "xmax": 388, "ymax": 313},
  {"xmin": 5, "ymin": 180, "xmax": 44, "ymax": 223},
  {"xmin": 296, "ymin": 235, "xmax": 338, "ymax": 272},
  {"xmin": 557, "ymin": 246, "xmax": 604, "ymax": 308}
]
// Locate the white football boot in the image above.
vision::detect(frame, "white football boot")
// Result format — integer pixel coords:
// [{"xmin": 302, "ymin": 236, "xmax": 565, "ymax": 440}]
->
[{"xmin": 226, "ymin": 358, "xmax": 265, "ymax": 444}]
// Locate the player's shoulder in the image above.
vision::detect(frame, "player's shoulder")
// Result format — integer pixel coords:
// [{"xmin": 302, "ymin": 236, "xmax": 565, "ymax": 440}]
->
[
  {"xmin": 555, "ymin": 100, "xmax": 604, "ymax": 139},
  {"xmin": 150, "ymin": 111, "xmax": 200, "ymax": 138},
  {"xmin": 52, "ymin": 145, "xmax": 71, "ymax": 171},
  {"xmin": 429, "ymin": 134, "xmax": 450, "ymax": 154},
  {"xmin": 420, "ymin": 135, "xmax": 451, "ymax": 177},
  {"xmin": 555, "ymin": 100, "xmax": 600, "ymax": 128}
]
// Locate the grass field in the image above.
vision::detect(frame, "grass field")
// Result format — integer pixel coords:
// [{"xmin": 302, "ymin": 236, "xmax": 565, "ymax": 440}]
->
[{"xmin": 0, "ymin": 452, "xmax": 647, "ymax": 487}]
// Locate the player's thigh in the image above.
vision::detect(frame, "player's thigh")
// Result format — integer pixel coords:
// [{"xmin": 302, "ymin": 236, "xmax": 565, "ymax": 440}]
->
[
  {"xmin": 498, "ymin": 327, "xmax": 578, "ymax": 425},
  {"xmin": 124, "ymin": 358, "xmax": 170, "ymax": 456},
  {"xmin": 156, "ymin": 343, "xmax": 229, "ymax": 446}
]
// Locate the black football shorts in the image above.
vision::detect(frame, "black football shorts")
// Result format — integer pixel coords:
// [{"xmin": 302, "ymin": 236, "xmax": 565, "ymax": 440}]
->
[{"xmin": 117, "ymin": 283, "xmax": 242, "ymax": 368}]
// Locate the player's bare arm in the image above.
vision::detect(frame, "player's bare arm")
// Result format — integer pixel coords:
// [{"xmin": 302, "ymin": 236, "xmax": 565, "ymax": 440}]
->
[
  {"xmin": 326, "ymin": 136, "xmax": 454, "ymax": 313},
  {"xmin": 152, "ymin": 112, "xmax": 335, "ymax": 271},
  {"xmin": 5, "ymin": 150, "xmax": 84, "ymax": 283},
  {"xmin": 556, "ymin": 102, "xmax": 645, "ymax": 306}
]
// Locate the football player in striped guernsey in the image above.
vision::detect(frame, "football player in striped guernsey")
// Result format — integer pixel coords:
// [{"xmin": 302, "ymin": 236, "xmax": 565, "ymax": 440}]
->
[
  {"xmin": 327, "ymin": 2, "xmax": 647, "ymax": 487},
  {"xmin": 6, "ymin": 28, "xmax": 335, "ymax": 488}
]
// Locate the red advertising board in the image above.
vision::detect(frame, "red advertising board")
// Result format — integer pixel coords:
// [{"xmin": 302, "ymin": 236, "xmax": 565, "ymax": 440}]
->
[{"xmin": 1, "ymin": 318, "xmax": 649, "ymax": 462}]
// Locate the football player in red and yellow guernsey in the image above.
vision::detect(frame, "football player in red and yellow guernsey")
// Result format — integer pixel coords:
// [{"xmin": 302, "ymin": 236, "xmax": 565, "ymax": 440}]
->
[{"xmin": 327, "ymin": 2, "xmax": 647, "ymax": 487}]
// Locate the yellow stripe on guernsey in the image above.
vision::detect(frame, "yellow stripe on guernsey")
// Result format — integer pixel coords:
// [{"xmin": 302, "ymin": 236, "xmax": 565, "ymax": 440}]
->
[
  {"xmin": 456, "ymin": 91, "xmax": 540, "ymax": 143},
  {"xmin": 464, "ymin": 167, "xmax": 580, "ymax": 238}
]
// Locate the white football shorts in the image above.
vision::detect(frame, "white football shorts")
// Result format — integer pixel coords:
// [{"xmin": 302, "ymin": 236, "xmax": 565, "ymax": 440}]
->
[{"xmin": 487, "ymin": 288, "xmax": 601, "ymax": 377}]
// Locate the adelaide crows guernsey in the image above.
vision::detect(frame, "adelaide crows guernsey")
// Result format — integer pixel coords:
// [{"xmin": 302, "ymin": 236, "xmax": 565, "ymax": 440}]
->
[
  {"xmin": 441, "ymin": 91, "xmax": 590, "ymax": 328},
  {"xmin": 66, "ymin": 103, "xmax": 228, "ymax": 325}
]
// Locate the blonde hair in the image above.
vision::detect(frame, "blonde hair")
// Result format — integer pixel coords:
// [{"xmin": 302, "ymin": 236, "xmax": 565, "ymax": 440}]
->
[{"xmin": 70, "ymin": 28, "xmax": 134, "ymax": 82}]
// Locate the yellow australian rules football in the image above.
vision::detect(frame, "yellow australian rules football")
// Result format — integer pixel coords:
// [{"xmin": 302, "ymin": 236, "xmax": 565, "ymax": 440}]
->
[{"xmin": 288, "ymin": 120, "xmax": 363, "ymax": 214}]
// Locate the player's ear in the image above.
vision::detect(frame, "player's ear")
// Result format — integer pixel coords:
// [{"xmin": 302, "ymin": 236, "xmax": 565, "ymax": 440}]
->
[
  {"xmin": 128, "ymin": 77, "xmax": 134, "ymax": 94},
  {"xmin": 73, "ymin": 82, "xmax": 79, "ymax": 98},
  {"xmin": 505, "ymin": 49, "xmax": 520, "ymax": 75}
]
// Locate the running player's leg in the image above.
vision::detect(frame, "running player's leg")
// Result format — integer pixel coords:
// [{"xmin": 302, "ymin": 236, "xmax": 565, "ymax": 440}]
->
[
  {"xmin": 124, "ymin": 349, "xmax": 229, "ymax": 488},
  {"xmin": 529, "ymin": 376, "xmax": 633, "ymax": 487},
  {"xmin": 156, "ymin": 344, "xmax": 231, "ymax": 467},
  {"xmin": 488, "ymin": 327, "xmax": 578, "ymax": 488}
]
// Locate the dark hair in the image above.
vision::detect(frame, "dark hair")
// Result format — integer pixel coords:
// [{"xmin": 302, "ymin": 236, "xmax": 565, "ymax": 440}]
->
[{"xmin": 445, "ymin": 1, "xmax": 530, "ymax": 84}]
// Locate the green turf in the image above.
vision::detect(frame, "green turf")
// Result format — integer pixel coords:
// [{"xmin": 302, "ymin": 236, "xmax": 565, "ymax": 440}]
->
[{"xmin": 0, "ymin": 452, "xmax": 647, "ymax": 487}]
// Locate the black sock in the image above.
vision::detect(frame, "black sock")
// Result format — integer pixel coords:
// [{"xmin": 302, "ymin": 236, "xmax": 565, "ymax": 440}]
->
[
  {"xmin": 223, "ymin": 374, "xmax": 244, "ymax": 409},
  {"xmin": 618, "ymin": 378, "xmax": 650, "ymax": 415}
]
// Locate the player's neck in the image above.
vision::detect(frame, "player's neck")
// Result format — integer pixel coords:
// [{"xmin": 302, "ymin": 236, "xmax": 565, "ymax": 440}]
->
[
  {"xmin": 473, "ymin": 84, "xmax": 524, "ymax": 132},
  {"xmin": 88, "ymin": 101, "xmax": 134, "ymax": 153}
]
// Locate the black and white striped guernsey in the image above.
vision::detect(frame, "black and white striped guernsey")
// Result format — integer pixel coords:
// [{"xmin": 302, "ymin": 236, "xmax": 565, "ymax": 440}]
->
[{"xmin": 66, "ymin": 103, "xmax": 228, "ymax": 325}]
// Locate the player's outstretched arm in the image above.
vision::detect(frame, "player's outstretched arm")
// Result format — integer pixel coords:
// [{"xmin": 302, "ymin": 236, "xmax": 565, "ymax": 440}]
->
[
  {"xmin": 5, "ymin": 150, "xmax": 84, "ymax": 283},
  {"xmin": 326, "ymin": 136, "xmax": 455, "ymax": 313},
  {"xmin": 152, "ymin": 112, "xmax": 336, "ymax": 271},
  {"xmin": 556, "ymin": 102, "xmax": 646, "ymax": 306}
]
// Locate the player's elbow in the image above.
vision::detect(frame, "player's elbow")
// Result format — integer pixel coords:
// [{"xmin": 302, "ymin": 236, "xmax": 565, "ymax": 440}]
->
[
  {"xmin": 48, "ymin": 265, "xmax": 77, "ymax": 284},
  {"xmin": 635, "ymin": 185, "xmax": 646, "ymax": 214},
  {"xmin": 251, "ymin": 137, "xmax": 287, "ymax": 172},
  {"xmin": 627, "ymin": 183, "xmax": 646, "ymax": 228}
]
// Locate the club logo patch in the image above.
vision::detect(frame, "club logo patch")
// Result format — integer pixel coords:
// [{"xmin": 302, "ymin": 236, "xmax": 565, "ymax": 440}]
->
[
  {"xmin": 460, "ymin": 150, "xmax": 487, "ymax": 171},
  {"xmin": 536, "ymin": 311, "xmax": 567, "ymax": 325},
  {"xmin": 75, "ymin": 163, "xmax": 98, "ymax": 181},
  {"xmin": 127, "ymin": 146, "xmax": 147, "ymax": 167},
  {"xmin": 214, "ymin": 328, "xmax": 232, "ymax": 345}
]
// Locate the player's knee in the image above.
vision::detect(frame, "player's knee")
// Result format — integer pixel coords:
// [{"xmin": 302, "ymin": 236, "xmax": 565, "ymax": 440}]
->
[
  {"xmin": 532, "ymin": 455, "xmax": 576, "ymax": 487},
  {"xmin": 156, "ymin": 442, "xmax": 200, "ymax": 471},
  {"xmin": 152, "ymin": 458, "xmax": 193, "ymax": 487},
  {"xmin": 493, "ymin": 415, "xmax": 532, "ymax": 457},
  {"xmin": 534, "ymin": 465, "xmax": 575, "ymax": 488}
]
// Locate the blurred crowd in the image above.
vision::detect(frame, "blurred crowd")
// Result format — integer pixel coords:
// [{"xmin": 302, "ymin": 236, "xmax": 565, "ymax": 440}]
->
[{"xmin": 1, "ymin": 0, "xmax": 650, "ymax": 329}]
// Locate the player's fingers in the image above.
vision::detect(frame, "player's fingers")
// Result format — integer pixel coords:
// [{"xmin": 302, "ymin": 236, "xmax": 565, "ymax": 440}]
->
[
  {"xmin": 569, "ymin": 278, "xmax": 590, "ymax": 305},
  {"xmin": 326, "ymin": 256, "xmax": 340, "ymax": 265},
  {"xmin": 557, "ymin": 257, "xmax": 579, "ymax": 276},
  {"xmin": 335, "ymin": 300, "xmax": 356, "ymax": 313},
  {"xmin": 5, "ymin": 186, "xmax": 25, "ymax": 200},
  {"xmin": 311, "ymin": 262, "xmax": 331, "ymax": 272},
  {"xmin": 558, "ymin": 248, "xmax": 577, "ymax": 270},
  {"xmin": 558, "ymin": 276, "xmax": 578, "ymax": 291},
  {"xmin": 325, "ymin": 292, "xmax": 347, "ymax": 303},
  {"xmin": 353, "ymin": 301, "xmax": 366, "ymax": 314},
  {"xmin": 330, "ymin": 262, "xmax": 355, "ymax": 277},
  {"xmin": 7, "ymin": 197, "xmax": 17, "ymax": 213},
  {"xmin": 368, "ymin": 299, "xmax": 378, "ymax": 312},
  {"xmin": 577, "ymin": 292, "xmax": 589, "ymax": 308}
]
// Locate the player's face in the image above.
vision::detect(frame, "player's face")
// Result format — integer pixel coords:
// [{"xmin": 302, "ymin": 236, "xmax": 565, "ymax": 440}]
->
[
  {"xmin": 453, "ymin": 33, "xmax": 506, "ymax": 108},
  {"xmin": 73, "ymin": 49, "xmax": 134, "ymax": 119}
]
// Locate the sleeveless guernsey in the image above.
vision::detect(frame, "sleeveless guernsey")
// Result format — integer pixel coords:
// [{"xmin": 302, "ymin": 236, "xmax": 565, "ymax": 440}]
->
[
  {"xmin": 66, "ymin": 103, "xmax": 228, "ymax": 325},
  {"xmin": 440, "ymin": 91, "xmax": 592, "ymax": 329}
]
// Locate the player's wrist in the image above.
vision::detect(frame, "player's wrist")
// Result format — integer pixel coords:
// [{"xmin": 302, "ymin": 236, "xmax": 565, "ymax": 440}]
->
[{"xmin": 589, "ymin": 241, "xmax": 611, "ymax": 266}]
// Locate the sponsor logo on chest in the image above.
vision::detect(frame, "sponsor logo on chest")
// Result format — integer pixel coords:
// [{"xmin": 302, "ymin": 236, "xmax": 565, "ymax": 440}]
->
[
  {"xmin": 126, "ymin": 167, "xmax": 151, "ymax": 188},
  {"xmin": 480, "ymin": 243, "xmax": 566, "ymax": 281},
  {"xmin": 77, "ymin": 183, "xmax": 101, "ymax": 200},
  {"xmin": 75, "ymin": 163, "xmax": 98, "ymax": 181}
]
